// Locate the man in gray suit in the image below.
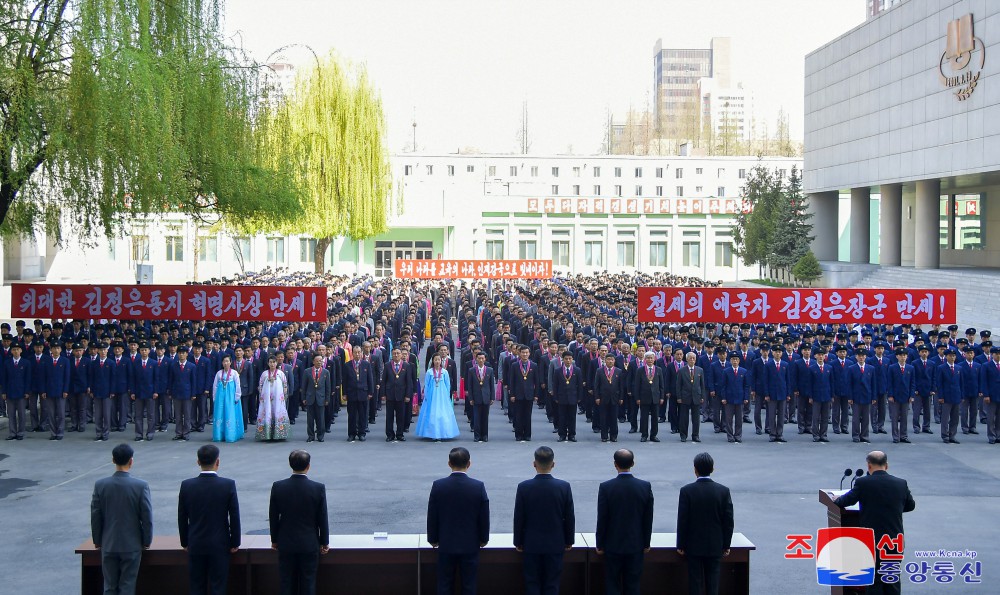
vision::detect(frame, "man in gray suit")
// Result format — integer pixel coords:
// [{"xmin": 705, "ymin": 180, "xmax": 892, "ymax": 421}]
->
[
  {"xmin": 674, "ymin": 352, "xmax": 706, "ymax": 443},
  {"xmin": 91, "ymin": 443, "xmax": 153, "ymax": 595},
  {"xmin": 302, "ymin": 355, "xmax": 331, "ymax": 443}
]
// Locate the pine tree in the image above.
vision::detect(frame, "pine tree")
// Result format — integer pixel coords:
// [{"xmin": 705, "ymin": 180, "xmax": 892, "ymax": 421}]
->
[{"xmin": 792, "ymin": 251, "xmax": 822, "ymax": 286}]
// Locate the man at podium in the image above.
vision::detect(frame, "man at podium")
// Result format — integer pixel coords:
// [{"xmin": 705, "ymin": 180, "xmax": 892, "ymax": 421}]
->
[{"xmin": 833, "ymin": 451, "xmax": 915, "ymax": 595}]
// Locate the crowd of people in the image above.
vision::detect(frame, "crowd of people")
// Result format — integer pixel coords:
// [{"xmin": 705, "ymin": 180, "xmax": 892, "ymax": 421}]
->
[{"xmin": 2, "ymin": 269, "xmax": 998, "ymax": 449}]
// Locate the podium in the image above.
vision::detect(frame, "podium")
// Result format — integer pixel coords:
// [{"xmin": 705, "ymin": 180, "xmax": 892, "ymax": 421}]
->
[{"xmin": 818, "ymin": 490, "xmax": 864, "ymax": 595}]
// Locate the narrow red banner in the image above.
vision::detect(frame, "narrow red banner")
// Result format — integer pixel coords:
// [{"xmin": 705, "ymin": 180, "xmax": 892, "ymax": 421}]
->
[
  {"xmin": 637, "ymin": 287, "xmax": 957, "ymax": 324},
  {"xmin": 394, "ymin": 259, "xmax": 552, "ymax": 279},
  {"xmin": 10, "ymin": 284, "xmax": 327, "ymax": 322}
]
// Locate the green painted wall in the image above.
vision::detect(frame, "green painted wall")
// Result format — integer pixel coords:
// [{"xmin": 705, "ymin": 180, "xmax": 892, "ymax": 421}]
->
[{"xmin": 360, "ymin": 228, "xmax": 445, "ymax": 267}]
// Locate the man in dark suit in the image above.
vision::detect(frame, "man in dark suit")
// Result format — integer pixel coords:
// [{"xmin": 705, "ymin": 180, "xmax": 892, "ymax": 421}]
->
[
  {"xmin": 764, "ymin": 350, "xmax": 791, "ymax": 443},
  {"xmin": 849, "ymin": 348, "xmax": 878, "ymax": 443},
  {"xmin": 178, "ymin": 444, "xmax": 241, "ymax": 595},
  {"xmin": 508, "ymin": 345, "xmax": 541, "ymax": 442},
  {"xmin": 834, "ymin": 451, "xmax": 916, "ymax": 595},
  {"xmin": 676, "ymin": 452, "xmax": 734, "ymax": 595},
  {"xmin": 90, "ymin": 443, "xmax": 153, "ymax": 595},
  {"xmin": 513, "ymin": 446, "xmax": 575, "ymax": 595},
  {"xmin": 552, "ymin": 352, "xmax": 582, "ymax": 442},
  {"xmin": 427, "ymin": 447, "xmax": 490, "ymax": 595},
  {"xmin": 302, "ymin": 355, "xmax": 332, "ymax": 443},
  {"xmin": 594, "ymin": 353, "xmax": 625, "ymax": 443},
  {"xmin": 269, "ymin": 450, "xmax": 330, "ymax": 595},
  {"xmin": 674, "ymin": 351, "xmax": 707, "ymax": 443},
  {"xmin": 634, "ymin": 352, "xmax": 665, "ymax": 443},
  {"xmin": 342, "ymin": 345, "xmax": 374, "ymax": 442},
  {"xmin": 382, "ymin": 347, "xmax": 415, "ymax": 442},
  {"xmin": 596, "ymin": 449, "xmax": 654, "ymax": 595},
  {"xmin": 466, "ymin": 351, "xmax": 496, "ymax": 442}
]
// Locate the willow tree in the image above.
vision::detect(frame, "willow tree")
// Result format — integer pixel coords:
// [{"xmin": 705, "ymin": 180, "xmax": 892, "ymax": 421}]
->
[
  {"xmin": 0, "ymin": 0, "xmax": 301, "ymax": 243},
  {"xmin": 249, "ymin": 52, "xmax": 392, "ymax": 273}
]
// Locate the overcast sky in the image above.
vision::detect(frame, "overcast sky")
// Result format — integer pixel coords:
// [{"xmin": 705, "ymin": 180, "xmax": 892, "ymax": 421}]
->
[{"xmin": 224, "ymin": 0, "xmax": 866, "ymax": 155}]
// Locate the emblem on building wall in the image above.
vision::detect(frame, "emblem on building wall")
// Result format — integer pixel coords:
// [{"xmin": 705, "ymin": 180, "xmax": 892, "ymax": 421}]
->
[{"xmin": 939, "ymin": 13, "xmax": 985, "ymax": 101}]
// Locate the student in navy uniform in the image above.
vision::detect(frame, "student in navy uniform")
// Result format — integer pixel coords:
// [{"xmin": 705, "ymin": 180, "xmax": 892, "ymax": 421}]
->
[
  {"xmin": 594, "ymin": 353, "xmax": 625, "ymax": 443},
  {"xmin": 68, "ymin": 342, "xmax": 91, "ymax": 432},
  {"xmin": 43, "ymin": 343, "xmax": 71, "ymax": 440},
  {"xmin": 170, "ymin": 346, "xmax": 198, "ymax": 442},
  {"xmin": 868, "ymin": 342, "xmax": 890, "ymax": 435},
  {"xmin": 553, "ymin": 352, "xmax": 583, "ymax": 443},
  {"xmin": 830, "ymin": 344, "xmax": 854, "ymax": 436},
  {"xmin": 110, "ymin": 342, "xmax": 131, "ymax": 432},
  {"xmin": 886, "ymin": 347, "xmax": 915, "ymax": 444},
  {"xmin": 465, "ymin": 351, "xmax": 495, "ymax": 443},
  {"xmin": 27, "ymin": 340, "xmax": 50, "ymax": 432},
  {"xmin": 763, "ymin": 349, "xmax": 790, "ymax": 443},
  {"xmin": 958, "ymin": 346, "xmax": 982, "ymax": 435},
  {"xmin": 981, "ymin": 347, "xmax": 1000, "ymax": 444},
  {"xmin": 190, "ymin": 343, "xmax": 212, "ymax": 433},
  {"xmin": 911, "ymin": 345, "xmax": 935, "ymax": 435},
  {"xmin": 720, "ymin": 352, "xmax": 749, "ymax": 443},
  {"xmin": 750, "ymin": 343, "xmax": 771, "ymax": 435},
  {"xmin": 131, "ymin": 343, "xmax": 157, "ymax": 442},
  {"xmin": 513, "ymin": 446, "xmax": 575, "ymax": 595},
  {"xmin": 2, "ymin": 343, "xmax": 30, "ymax": 439},
  {"xmin": 848, "ymin": 348, "xmax": 877, "ymax": 444},
  {"xmin": 90, "ymin": 344, "xmax": 116, "ymax": 442},
  {"xmin": 153, "ymin": 344, "xmax": 173, "ymax": 432},
  {"xmin": 809, "ymin": 348, "xmax": 835, "ymax": 442},
  {"xmin": 936, "ymin": 348, "xmax": 964, "ymax": 444}
]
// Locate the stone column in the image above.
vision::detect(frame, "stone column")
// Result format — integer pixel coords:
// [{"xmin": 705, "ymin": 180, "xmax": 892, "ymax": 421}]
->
[
  {"xmin": 879, "ymin": 184, "xmax": 902, "ymax": 266},
  {"xmin": 850, "ymin": 187, "xmax": 871, "ymax": 264},
  {"xmin": 915, "ymin": 179, "xmax": 941, "ymax": 269},
  {"xmin": 807, "ymin": 191, "xmax": 839, "ymax": 261}
]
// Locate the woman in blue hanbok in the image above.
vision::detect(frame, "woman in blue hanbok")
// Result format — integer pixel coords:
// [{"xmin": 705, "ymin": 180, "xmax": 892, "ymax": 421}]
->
[
  {"xmin": 415, "ymin": 354, "xmax": 460, "ymax": 441},
  {"xmin": 211, "ymin": 355, "xmax": 245, "ymax": 442}
]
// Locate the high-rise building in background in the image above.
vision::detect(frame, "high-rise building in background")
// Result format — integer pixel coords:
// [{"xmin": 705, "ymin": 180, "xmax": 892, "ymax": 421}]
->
[
  {"xmin": 866, "ymin": 0, "xmax": 905, "ymax": 19},
  {"xmin": 697, "ymin": 78, "xmax": 752, "ymax": 153},
  {"xmin": 653, "ymin": 37, "xmax": 730, "ymax": 145}
]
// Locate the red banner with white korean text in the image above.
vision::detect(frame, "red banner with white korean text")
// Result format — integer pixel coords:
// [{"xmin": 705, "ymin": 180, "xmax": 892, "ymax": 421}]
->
[
  {"xmin": 10, "ymin": 284, "xmax": 327, "ymax": 321},
  {"xmin": 394, "ymin": 259, "xmax": 553, "ymax": 279},
  {"xmin": 637, "ymin": 287, "xmax": 957, "ymax": 324}
]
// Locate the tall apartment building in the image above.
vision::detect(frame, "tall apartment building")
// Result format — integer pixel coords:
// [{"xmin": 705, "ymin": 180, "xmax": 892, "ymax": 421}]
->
[{"xmin": 653, "ymin": 37, "xmax": 731, "ymax": 141}]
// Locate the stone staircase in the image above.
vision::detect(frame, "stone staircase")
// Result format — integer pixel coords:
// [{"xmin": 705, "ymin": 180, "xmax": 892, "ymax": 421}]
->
[{"xmin": 850, "ymin": 266, "xmax": 1000, "ymax": 332}]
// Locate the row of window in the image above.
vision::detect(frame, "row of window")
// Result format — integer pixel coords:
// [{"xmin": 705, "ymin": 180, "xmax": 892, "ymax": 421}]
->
[
  {"xmin": 403, "ymin": 164, "xmax": 761, "ymax": 180},
  {"xmin": 547, "ymin": 185, "xmax": 727, "ymax": 198},
  {"xmin": 482, "ymin": 239, "xmax": 734, "ymax": 268},
  {"xmin": 131, "ymin": 236, "xmax": 318, "ymax": 264}
]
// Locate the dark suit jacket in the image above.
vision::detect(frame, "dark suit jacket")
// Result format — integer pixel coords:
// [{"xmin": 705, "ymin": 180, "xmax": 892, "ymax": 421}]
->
[
  {"xmin": 178, "ymin": 472, "xmax": 241, "ymax": 554},
  {"xmin": 633, "ymin": 365, "xmax": 664, "ymax": 405},
  {"xmin": 552, "ymin": 365, "xmax": 583, "ymax": 406},
  {"xmin": 835, "ymin": 470, "xmax": 915, "ymax": 540},
  {"xmin": 269, "ymin": 474, "xmax": 330, "ymax": 553},
  {"xmin": 91, "ymin": 471, "xmax": 153, "ymax": 553},
  {"xmin": 301, "ymin": 366, "xmax": 331, "ymax": 406},
  {"xmin": 676, "ymin": 477, "xmax": 734, "ymax": 557},
  {"xmin": 465, "ymin": 366, "xmax": 496, "ymax": 406},
  {"xmin": 383, "ymin": 361, "xmax": 415, "ymax": 401},
  {"xmin": 596, "ymin": 473, "xmax": 654, "ymax": 554},
  {"xmin": 513, "ymin": 474, "xmax": 575, "ymax": 554},
  {"xmin": 342, "ymin": 359, "xmax": 375, "ymax": 402},
  {"xmin": 427, "ymin": 472, "xmax": 490, "ymax": 554},
  {"xmin": 673, "ymin": 365, "xmax": 706, "ymax": 405}
]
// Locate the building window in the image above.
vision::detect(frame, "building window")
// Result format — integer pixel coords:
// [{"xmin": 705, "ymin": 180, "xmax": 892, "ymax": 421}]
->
[
  {"xmin": 573, "ymin": 166, "xmax": 581, "ymax": 177},
  {"xmin": 634, "ymin": 167, "xmax": 643, "ymax": 178},
  {"xmin": 676, "ymin": 168, "xmax": 684, "ymax": 179},
  {"xmin": 300, "ymin": 238, "xmax": 317, "ymax": 263},
  {"xmin": 404, "ymin": 165, "xmax": 412, "ymax": 175},
  {"xmin": 584, "ymin": 241, "xmax": 603, "ymax": 267},
  {"xmin": 426, "ymin": 165, "xmax": 433, "ymax": 175},
  {"xmin": 530, "ymin": 166, "xmax": 538, "ymax": 176},
  {"xmin": 696, "ymin": 186, "xmax": 703, "ymax": 193},
  {"xmin": 717, "ymin": 168, "xmax": 725, "ymax": 177},
  {"xmin": 447, "ymin": 165, "xmax": 455, "ymax": 176},
  {"xmin": 467, "ymin": 165, "xmax": 475, "ymax": 173},
  {"xmin": 593, "ymin": 167, "xmax": 601, "ymax": 177},
  {"xmin": 132, "ymin": 235, "xmax": 150, "ymax": 262},
  {"xmin": 551, "ymin": 240, "xmax": 570, "ymax": 266},
  {"xmin": 655, "ymin": 167, "xmax": 663, "ymax": 178},
  {"xmin": 656, "ymin": 186, "xmax": 663, "ymax": 197},
  {"xmin": 715, "ymin": 242, "xmax": 734, "ymax": 267},
  {"xmin": 594, "ymin": 185, "xmax": 601, "ymax": 196},
  {"xmin": 488, "ymin": 165, "xmax": 496, "ymax": 177},
  {"xmin": 266, "ymin": 237, "xmax": 285, "ymax": 265},
  {"xmin": 509, "ymin": 165, "xmax": 518, "ymax": 176},
  {"xmin": 198, "ymin": 236, "xmax": 218, "ymax": 262},
  {"xmin": 717, "ymin": 186, "xmax": 725, "ymax": 197},
  {"xmin": 552, "ymin": 167, "xmax": 560, "ymax": 177},
  {"xmin": 486, "ymin": 240, "xmax": 504, "ymax": 259},
  {"xmin": 518, "ymin": 240, "xmax": 537, "ymax": 259},
  {"xmin": 552, "ymin": 185, "xmax": 559, "ymax": 196},
  {"xmin": 635, "ymin": 185, "xmax": 642, "ymax": 196},
  {"xmin": 165, "ymin": 236, "xmax": 184, "ymax": 262},
  {"xmin": 615, "ymin": 185, "xmax": 623, "ymax": 197},
  {"xmin": 614, "ymin": 167, "xmax": 622, "ymax": 178},
  {"xmin": 233, "ymin": 237, "xmax": 251, "ymax": 264},
  {"xmin": 695, "ymin": 168, "xmax": 702, "ymax": 175},
  {"xmin": 682, "ymin": 241, "xmax": 701, "ymax": 267},
  {"xmin": 617, "ymin": 241, "xmax": 636, "ymax": 267},
  {"xmin": 738, "ymin": 168, "xmax": 746, "ymax": 179},
  {"xmin": 677, "ymin": 186, "xmax": 684, "ymax": 197},
  {"xmin": 954, "ymin": 193, "xmax": 984, "ymax": 250},
  {"xmin": 573, "ymin": 185, "xmax": 581, "ymax": 196},
  {"xmin": 649, "ymin": 236, "xmax": 668, "ymax": 267}
]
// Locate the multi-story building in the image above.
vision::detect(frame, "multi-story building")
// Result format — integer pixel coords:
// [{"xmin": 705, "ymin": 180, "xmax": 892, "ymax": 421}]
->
[
  {"xmin": 866, "ymin": 0, "xmax": 905, "ymax": 19},
  {"xmin": 653, "ymin": 37, "xmax": 731, "ymax": 141},
  {"xmin": 3, "ymin": 154, "xmax": 800, "ymax": 286},
  {"xmin": 697, "ymin": 78, "xmax": 752, "ymax": 151}
]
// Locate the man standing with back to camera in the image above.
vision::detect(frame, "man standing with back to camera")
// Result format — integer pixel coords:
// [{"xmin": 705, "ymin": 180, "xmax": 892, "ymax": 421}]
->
[
  {"xmin": 596, "ymin": 449, "xmax": 654, "ymax": 595},
  {"xmin": 676, "ymin": 452, "xmax": 734, "ymax": 595},
  {"xmin": 834, "ymin": 451, "xmax": 916, "ymax": 595}
]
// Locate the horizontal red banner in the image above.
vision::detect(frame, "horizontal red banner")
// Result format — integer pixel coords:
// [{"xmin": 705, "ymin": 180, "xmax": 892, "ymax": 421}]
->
[
  {"xmin": 637, "ymin": 287, "xmax": 957, "ymax": 324},
  {"xmin": 394, "ymin": 259, "xmax": 552, "ymax": 279},
  {"xmin": 10, "ymin": 284, "xmax": 327, "ymax": 322}
]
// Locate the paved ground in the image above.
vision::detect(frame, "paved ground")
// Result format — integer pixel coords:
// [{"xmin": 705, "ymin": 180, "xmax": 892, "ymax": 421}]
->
[{"xmin": 1, "ymin": 405, "xmax": 997, "ymax": 594}]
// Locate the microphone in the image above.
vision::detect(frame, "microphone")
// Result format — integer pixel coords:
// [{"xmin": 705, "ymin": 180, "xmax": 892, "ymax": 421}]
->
[
  {"xmin": 850, "ymin": 468, "xmax": 864, "ymax": 489},
  {"xmin": 839, "ymin": 468, "xmax": 852, "ymax": 490}
]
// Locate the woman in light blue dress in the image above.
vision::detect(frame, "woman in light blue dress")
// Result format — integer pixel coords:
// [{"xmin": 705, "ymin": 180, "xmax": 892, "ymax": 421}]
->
[
  {"xmin": 212, "ymin": 355, "xmax": 245, "ymax": 442},
  {"xmin": 415, "ymin": 354, "xmax": 460, "ymax": 441}
]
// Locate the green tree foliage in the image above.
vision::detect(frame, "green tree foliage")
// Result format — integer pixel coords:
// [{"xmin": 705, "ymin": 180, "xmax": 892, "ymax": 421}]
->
[
  {"xmin": 792, "ymin": 250, "xmax": 822, "ymax": 286},
  {"xmin": 769, "ymin": 165, "xmax": 813, "ymax": 277},
  {"xmin": 0, "ymin": 0, "xmax": 301, "ymax": 242},
  {"xmin": 250, "ymin": 52, "xmax": 392, "ymax": 273}
]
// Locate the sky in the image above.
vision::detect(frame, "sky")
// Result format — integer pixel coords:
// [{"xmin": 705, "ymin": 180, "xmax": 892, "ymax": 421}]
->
[{"xmin": 223, "ymin": 0, "xmax": 867, "ymax": 155}]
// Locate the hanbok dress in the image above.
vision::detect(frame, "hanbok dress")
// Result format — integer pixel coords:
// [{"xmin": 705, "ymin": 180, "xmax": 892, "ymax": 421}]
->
[
  {"xmin": 211, "ymin": 368, "xmax": 244, "ymax": 443},
  {"xmin": 256, "ymin": 369, "xmax": 290, "ymax": 441},
  {"xmin": 414, "ymin": 367, "xmax": 460, "ymax": 440}
]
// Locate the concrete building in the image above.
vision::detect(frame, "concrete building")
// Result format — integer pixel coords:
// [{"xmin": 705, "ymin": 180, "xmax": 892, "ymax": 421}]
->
[
  {"xmin": 867, "ymin": 0, "xmax": 906, "ymax": 20},
  {"xmin": 697, "ymin": 78, "xmax": 753, "ymax": 150},
  {"xmin": 653, "ymin": 37, "xmax": 731, "ymax": 140},
  {"xmin": 2, "ymin": 154, "xmax": 800, "ymax": 285}
]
